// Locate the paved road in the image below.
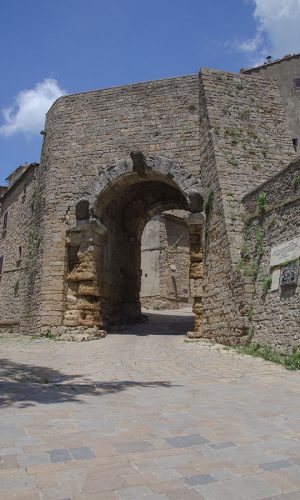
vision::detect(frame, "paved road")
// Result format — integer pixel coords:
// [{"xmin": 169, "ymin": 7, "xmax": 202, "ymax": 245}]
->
[{"xmin": 1, "ymin": 310, "xmax": 300, "ymax": 499}]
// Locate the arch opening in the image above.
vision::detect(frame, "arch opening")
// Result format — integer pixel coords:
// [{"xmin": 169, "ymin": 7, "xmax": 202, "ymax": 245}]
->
[
  {"xmin": 65, "ymin": 157, "xmax": 204, "ymax": 336},
  {"xmin": 95, "ymin": 176, "xmax": 190, "ymax": 327}
]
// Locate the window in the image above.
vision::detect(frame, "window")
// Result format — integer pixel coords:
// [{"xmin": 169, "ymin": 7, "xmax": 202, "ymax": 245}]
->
[
  {"xmin": 0, "ymin": 255, "xmax": 3, "ymax": 274},
  {"xmin": 294, "ymin": 78, "xmax": 300, "ymax": 89},
  {"xmin": 3, "ymin": 211, "xmax": 8, "ymax": 230},
  {"xmin": 293, "ymin": 138, "xmax": 298, "ymax": 152}
]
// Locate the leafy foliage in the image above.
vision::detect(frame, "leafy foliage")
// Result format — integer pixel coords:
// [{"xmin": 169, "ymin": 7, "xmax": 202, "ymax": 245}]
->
[
  {"xmin": 204, "ymin": 189, "xmax": 214, "ymax": 218},
  {"xmin": 257, "ymin": 191, "xmax": 267, "ymax": 214},
  {"xmin": 236, "ymin": 344, "xmax": 300, "ymax": 370}
]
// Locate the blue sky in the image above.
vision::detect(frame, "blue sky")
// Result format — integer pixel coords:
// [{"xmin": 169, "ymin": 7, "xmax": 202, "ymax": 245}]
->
[{"xmin": 0, "ymin": 0, "xmax": 299, "ymax": 184}]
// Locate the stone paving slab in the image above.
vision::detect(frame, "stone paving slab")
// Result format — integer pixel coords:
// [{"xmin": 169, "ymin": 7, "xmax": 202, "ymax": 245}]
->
[{"xmin": 0, "ymin": 311, "xmax": 300, "ymax": 499}]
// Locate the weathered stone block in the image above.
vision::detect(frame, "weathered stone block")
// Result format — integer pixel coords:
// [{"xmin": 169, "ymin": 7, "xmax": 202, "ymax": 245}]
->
[
  {"xmin": 66, "ymin": 294, "xmax": 77, "ymax": 303},
  {"xmin": 77, "ymin": 281, "xmax": 100, "ymax": 296},
  {"xmin": 190, "ymin": 278, "xmax": 203, "ymax": 297},
  {"xmin": 190, "ymin": 262, "xmax": 203, "ymax": 279},
  {"xmin": 77, "ymin": 297, "xmax": 100, "ymax": 311},
  {"xmin": 190, "ymin": 250, "xmax": 203, "ymax": 262},
  {"xmin": 194, "ymin": 315, "xmax": 202, "ymax": 331},
  {"xmin": 64, "ymin": 310, "xmax": 81, "ymax": 321},
  {"xmin": 68, "ymin": 270, "xmax": 95, "ymax": 282},
  {"xmin": 192, "ymin": 298, "xmax": 202, "ymax": 315}
]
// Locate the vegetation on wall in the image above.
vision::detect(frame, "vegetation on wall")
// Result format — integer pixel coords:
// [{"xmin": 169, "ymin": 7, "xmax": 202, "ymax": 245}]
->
[
  {"xmin": 204, "ymin": 189, "xmax": 214, "ymax": 218},
  {"xmin": 247, "ymin": 305, "xmax": 253, "ymax": 322},
  {"xmin": 236, "ymin": 189, "xmax": 274, "ymax": 335},
  {"xmin": 25, "ymin": 187, "xmax": 43, "ymax": 276},
  {"xmin": 30, "ymin": 186, "xmax": 38, "ymax": 212},
  {"xmin": 291, "ymin": 174, "xmax": 300, "ymax": 191},
  {"xmin": 267, "ymin": 217, "xmax": 277, "ymax": 230},
  {"xmin": 238, "ymin": 109, "xmax": 251, "ymax": 121},
  {"xmin": 188, "ymin": 103, "xmax": 196, "ymax": 112},
  {"xmin": 235, "ymin": 82, "xmax": 245, "ymax": 91},
  {"xmin": 237, "ymin": 191, "xmax": 269, "ymax": 282},
  {"xmin": 254, "ymin": 226, "xmax": 265, "ymax": 256},
  {"xmin": 260, "ymin": 274, "xmax": 272, "ymax": 293},
  {"xmin": 236, "ymin": 259, "xmax": 259, "ymax": 279},
  {"xmin": 257, "ymin": 191, "xmax": 267, "ymax": 214},
  {"xmin": 27, "ymin": 228, "xmax": 42, "ymax": 259}
]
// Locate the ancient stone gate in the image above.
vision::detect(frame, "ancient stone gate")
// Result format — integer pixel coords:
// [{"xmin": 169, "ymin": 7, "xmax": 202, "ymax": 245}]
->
[
  {"xmin": 63, "ymin": 154, "xmax": 204, "ymax": 339},
  {"xmin": 1, "ymin": 67, "xmax": 299, "ymax": 351}
]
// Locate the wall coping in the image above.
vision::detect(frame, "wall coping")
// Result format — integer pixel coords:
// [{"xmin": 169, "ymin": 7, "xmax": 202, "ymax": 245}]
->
[{"xmin": 242, "ymin": 156, "xmax": 300, "ymax": 203}]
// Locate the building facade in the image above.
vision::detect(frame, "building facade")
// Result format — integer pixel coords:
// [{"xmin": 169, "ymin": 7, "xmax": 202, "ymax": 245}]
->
[{"xmin": 242, "ymin": 54, "xmax": 300, "ymax": 150}]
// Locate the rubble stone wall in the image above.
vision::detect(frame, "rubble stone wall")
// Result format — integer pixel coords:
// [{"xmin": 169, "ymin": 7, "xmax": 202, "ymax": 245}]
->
[
  {"xmin": 0, "ymin": 166, "xmax": 37, "ymax": 330},
  {"xmin": 141, "ymin": 215, "xmax": 191, "ymax": 310},
  {"xmin": 242, "ymin": 157, "xmax": 300, "ymax": 353},
  {"xmin": 31, "ymin": 76, "xmax": 201, "ymax": 331},
  {"xmin": 195, "ymin": 69, "xmax": 295, "ymax": 344}
]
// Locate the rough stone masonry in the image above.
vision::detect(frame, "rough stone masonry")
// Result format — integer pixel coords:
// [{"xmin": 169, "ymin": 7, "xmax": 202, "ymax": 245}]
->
[{"xmin": 0, "ymin": 54, "xmax": 300, "ymax": 352}]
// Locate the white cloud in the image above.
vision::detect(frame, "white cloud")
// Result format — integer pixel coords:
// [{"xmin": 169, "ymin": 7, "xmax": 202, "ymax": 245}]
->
[
  {"xmin": 230, "ymin": 0, "xmax": 300, "ymax": 66},
  {"xmin": 254, "ymin": 0, "xmax": 300, "ymax": 57},
  {"xmin": 0, "ymin": 78, "xmax": 65, "ymax": 138},
  {"xmin": 238, "ymin": 33, "xmax": 263, "ymax": 53}
]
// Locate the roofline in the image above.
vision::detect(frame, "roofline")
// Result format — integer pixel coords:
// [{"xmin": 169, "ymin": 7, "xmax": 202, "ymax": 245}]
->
[
  {"xmin": 241, "ymin": 53, "xmax": 300, "ymax": 73},
  {"xmin": 46, "ymin": 73, "xmax": 198, "ymax": 116},
  {"xmin": 0, "ymin": 163, "xmax": 39, "ymax": 203},
  {"xmin": 5, "ymin": 164, "xmax": 30, "ymax": 183}
]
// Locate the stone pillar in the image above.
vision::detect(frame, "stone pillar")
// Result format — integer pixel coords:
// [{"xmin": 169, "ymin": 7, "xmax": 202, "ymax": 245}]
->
[
  {"xmin": 62, "ymin": 219, "xmax": 107, "ymax": 341},
  {"xmin": 187, "ymin": 213, "xmax": 205, "ymax": 339}
]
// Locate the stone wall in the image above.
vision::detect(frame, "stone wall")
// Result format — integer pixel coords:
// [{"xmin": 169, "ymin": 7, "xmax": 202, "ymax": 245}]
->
[
  {"xmin": 0, "ymin": 165, "xmax": 38, "ymax": 330},
  {"xmin": 241, "ymin": 157, "xmax": 300, "ymax": 353},
  {"xmin": 141, "ymin": 214, "xmax": 191, "ymax": 310},
  {"xmin": 201, "ymin": 68, "xmax": 295, "ymax": 263},
  {"xmin": 243, "ymin": 157, "xmax": 300, "ymax": 213},
  {"xmin": 195, "ymin": 69, "xmax": 295, "ymax": 344},
  {"xmin": 29, "ymin": 75, "xmax": 200, "ymax": 332},
  {"xmin": 159, "ymin": 215, "xmax": 191, "ymax": 307}
]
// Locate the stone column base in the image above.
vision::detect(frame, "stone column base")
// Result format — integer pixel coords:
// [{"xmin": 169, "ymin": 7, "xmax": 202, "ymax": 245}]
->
[{"xmin": 186, "ymin": 330, "xmax": 203, "ymax": 339}]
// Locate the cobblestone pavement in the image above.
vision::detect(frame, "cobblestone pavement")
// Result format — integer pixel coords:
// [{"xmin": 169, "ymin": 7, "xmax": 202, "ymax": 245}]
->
[{"xmin": 1, "ymin": 310, "xmax": 300, "ymax": 500}]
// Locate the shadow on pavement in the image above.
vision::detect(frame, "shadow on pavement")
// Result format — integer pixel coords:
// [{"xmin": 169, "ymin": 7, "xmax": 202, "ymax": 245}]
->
[
  {"xmin": 110, "ymin": 311, "xmax": 195, "ymax": 336},
  {"xmin": 0, "ymin": 359, "xmax": 174, "ymax": 408}
]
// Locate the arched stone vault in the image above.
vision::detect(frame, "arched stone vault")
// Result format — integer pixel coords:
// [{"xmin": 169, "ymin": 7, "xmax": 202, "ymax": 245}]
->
[
  {"xmin": 64, "ymin": 154, "xmax": 205, "ymax": 338},
  {"xmin": 81, "ymin": 155, "xmax": 204, "ymax": 216}
]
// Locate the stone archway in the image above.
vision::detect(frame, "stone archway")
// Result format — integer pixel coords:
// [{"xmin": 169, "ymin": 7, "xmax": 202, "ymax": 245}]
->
[{"xmin": 63, "ymin": 154, "xmax": 205, "ymax": 339}]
